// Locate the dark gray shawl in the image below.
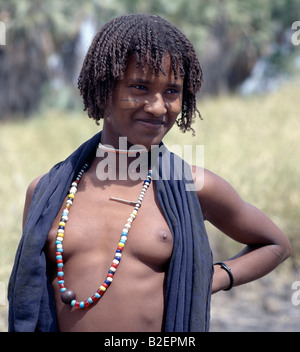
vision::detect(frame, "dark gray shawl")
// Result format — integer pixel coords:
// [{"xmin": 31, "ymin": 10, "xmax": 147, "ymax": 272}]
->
[{"xmin": 8, "ymin": 132, "xmax": 213, "ymax": 332}]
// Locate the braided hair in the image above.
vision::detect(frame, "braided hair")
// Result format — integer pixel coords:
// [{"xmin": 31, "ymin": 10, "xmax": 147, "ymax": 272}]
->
[{"xmin": 78, "ymin": 14, "xmax": 203, "ymax": 134}]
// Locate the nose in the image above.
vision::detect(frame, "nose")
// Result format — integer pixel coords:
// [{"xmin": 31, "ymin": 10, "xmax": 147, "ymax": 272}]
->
[{"xmin": 144, "ymin": 93, "xmax": 167, "ymax": 117}]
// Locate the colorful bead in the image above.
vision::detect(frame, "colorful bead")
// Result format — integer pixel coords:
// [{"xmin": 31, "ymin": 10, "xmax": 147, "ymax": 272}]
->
[{"xmin": 56, "ymin": 163, "xmax": 152, "ymax": 309}]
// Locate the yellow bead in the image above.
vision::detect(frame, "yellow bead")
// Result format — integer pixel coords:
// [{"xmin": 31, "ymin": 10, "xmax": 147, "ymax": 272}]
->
[
  {"xmin": 59, "ymin": 221, "xmax": 66, "ymax": 227},
  {"xmin": 118, "ymin": 242, "xmax": 125, "ymax": 247},
  {"xmin": 100, "ymin": 285, "xmax": 106, "ymax": 292},
  {"xmin": 132, "ymin": 210, "xmax": 137, "ymax": 216},
  {"xmin": 68, "ymin": 194, "xmax": 74, "ymax": 199},
  {"xmin": 57, "ymin": 233, "xmax": 64, "ymax": 237}
]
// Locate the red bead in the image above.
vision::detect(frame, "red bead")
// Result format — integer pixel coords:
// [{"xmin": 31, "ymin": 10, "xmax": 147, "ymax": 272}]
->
[
  {"xmin": 117, "ymin": 246, "xmax": 123, "ymax": 251},
  {"xmin": 102, "ymin": 282, "xmax": 108, "ymax": 289},
  {"xmin": 56, "ymin": 252, "xmax": 62, "ymax": 256},
  {"xmin": 91, "ymin": 295, "xmax": 98, "ymax": 302},
  {"xmin": 56, "ymin": 259, "xmax": 63, "ymax": 264},
  {"xmin": 107, "ymin": 273, "xmax": 114, "ymax": 278},
  {"xmin": 84, "ymin": 300, "xmax": 90, "ymax": 307},
  {"xmin": 57, "ymin": 276, "xmax": 64, "ymax": 281},
  {"xmin": 75, "ymin": 301, "xmax": 80, "ymax": 308},
  {"xmin": 59, "ymin": 284, "xmax": 65, "ymax": 289},
  {"xmin": 96, "ymin": 289, "xmax": 104, "ymax": 296},
  {"xmin": 111, "ymin": 263, "xmax": 118, "ymax": 269}
]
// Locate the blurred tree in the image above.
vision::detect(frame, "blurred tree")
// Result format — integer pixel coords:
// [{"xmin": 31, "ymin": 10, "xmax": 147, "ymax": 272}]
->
[
  {"xmin": 0, "ymin": 0, "xmax": 299, "ymax": 119},
  {"xmin": 0, "ymin": 0, "xmax": 84, "ymax": 119}
]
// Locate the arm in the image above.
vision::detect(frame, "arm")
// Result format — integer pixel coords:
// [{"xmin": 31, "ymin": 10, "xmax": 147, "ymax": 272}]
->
[
  {"xmin": 194, "ymin": 167, "xmax": 291, "ymax": 294},
  {"xmin": 22, "ymin": 175, "xmax": 43, "ymax": 230}
]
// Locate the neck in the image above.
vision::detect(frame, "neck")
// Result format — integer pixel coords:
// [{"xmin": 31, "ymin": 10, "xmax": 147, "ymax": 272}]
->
[{"xmin": 96, "ymin": 142, "xmax": 151, "ymax": 181}]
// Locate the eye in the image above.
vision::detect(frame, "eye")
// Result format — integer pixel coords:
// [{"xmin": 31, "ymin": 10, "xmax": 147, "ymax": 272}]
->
[
  {"xmin": 166, "ymin": 88, "xmax": 179, "ymax": 94},
  {"xmin": 131, "ymin": 84, "xmax": 148, "ymax": 91}
]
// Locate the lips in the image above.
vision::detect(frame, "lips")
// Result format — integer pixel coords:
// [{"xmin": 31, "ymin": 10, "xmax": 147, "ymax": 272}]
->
[{"xmin": 135, "ymin": 118, "xmax": 166, "ymax": 129}]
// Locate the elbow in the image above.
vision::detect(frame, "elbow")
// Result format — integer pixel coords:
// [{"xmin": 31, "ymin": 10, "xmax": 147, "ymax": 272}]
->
[
  {"xmin": 283, "ymin": 237, "xmax": 292, "ymax": 261},
  {"xmin": 276, "ymin": 236, "xmax": 292, "ymax": 263}
]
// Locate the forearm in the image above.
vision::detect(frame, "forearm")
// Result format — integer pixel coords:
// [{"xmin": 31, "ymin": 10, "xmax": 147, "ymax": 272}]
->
[{"xmin": 212, "ymin": 243, "xmax": 290, "ymax": 294}]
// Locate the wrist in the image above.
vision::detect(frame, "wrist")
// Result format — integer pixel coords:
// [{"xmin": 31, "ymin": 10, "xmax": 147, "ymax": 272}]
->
[{"xmin": 213, "ymin": 262, "xmax": 234, "ymax": 291}]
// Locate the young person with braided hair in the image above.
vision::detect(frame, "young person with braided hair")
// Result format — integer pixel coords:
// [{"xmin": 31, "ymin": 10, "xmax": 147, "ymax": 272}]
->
[{"xmin": 8, "ymin": 14, "xmax": 290, "ymax": 332}]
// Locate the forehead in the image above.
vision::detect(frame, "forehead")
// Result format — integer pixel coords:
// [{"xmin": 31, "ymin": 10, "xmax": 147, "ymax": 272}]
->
[{"xmin": 124, "ymin": 53, "xmax": 183, "ymax": 84}]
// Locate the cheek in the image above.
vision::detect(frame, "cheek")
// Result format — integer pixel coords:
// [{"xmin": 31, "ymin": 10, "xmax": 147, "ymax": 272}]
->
[{"xmin": 167, "ymin": 98, "xmax": 183, "ymax": 117}]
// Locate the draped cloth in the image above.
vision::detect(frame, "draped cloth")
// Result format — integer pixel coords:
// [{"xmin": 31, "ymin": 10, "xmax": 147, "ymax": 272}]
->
[{"xmin": 8, "ymin": 131, "xmax": 213, "ymax": 332}]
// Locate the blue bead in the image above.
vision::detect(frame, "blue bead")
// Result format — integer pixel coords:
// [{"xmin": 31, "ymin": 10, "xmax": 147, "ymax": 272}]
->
[
  {"xmin": 57, "ymin": 263, "xmax": 63, "ymax": 267},
  {"xmin": 58, "ymin": 226, "xmax": 65, "ymax": 230},
  {"xmin": 58, "ymin": 280, "xmax": 64, "ymax": 284},
  {"xmin": 57, "ymin": 248, "xmax": 63, "ymax": 252},
  {"xmin": 121, "ymin": 231, "xmax": 128, "ymax": 236},
  {"xmin": 104, "ymin": 279, "xmax": 111, "ymax": 286},
  {"xmin": 120, "ymin": 239, "xmax": 126, "ymax": 244},
  {"xmin": 57, "ymin": 271, "xmax": 64, "ymax": 276},
  {"xmin": 95, "ymin": 292, "xmax": 100, "ymax": 299},
  {"xmin": 60, "ymin": 288, "xmax": 67, "ymax": 292},
  {"xmin": 80, "ymin": 301, "xmax": 85, "ymax": 308},
  {"xmin": 71, "ymin": 300, "xmax": 76, "ymax": 307},
  {"xmin": 88, "ymin": 297, "xmax": 93, "ymax": 304},
  {"xmin": 116, "ymin": 249, "xmax": 122, "ymax": 253},
  {"xmin": 56, "ymin": 255, "xmax": 62, "ymax": 260}
]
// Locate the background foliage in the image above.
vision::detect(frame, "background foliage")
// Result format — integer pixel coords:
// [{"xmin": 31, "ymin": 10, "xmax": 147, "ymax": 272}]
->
[{"xmin": 1, "ymin": 0, "xmax": 300, "ymax": 118}]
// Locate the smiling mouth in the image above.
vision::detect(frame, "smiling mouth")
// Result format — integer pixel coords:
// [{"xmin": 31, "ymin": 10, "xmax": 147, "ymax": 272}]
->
[{"xmin": 135, "ymin": 118, "xmax": 165, "ymax": 126}]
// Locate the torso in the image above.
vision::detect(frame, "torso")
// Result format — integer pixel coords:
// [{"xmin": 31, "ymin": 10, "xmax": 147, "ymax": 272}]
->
[{"xmin": 45, "ymin": 159, "xmax": 173, "ymax": 332}]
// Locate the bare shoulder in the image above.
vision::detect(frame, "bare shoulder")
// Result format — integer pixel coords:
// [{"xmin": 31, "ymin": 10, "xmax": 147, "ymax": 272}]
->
[
  {"xmin": 22, "ymin": 175, "xmax": 44, "ymax": 229},
  {"xmin": 190, "ymin": 165, "xmax": 244, "ymax": 222}
]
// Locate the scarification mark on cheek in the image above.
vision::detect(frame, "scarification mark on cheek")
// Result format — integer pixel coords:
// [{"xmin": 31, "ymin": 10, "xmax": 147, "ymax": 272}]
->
[{"xmin": 119, "ymin": 98, "xmax": 142, "ymax": 110}]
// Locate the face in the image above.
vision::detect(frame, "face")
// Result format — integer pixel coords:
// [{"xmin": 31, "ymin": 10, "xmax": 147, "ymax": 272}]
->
[{"xmin": 101, "ymin": 53, "xmax": 183, "ymax": 149}]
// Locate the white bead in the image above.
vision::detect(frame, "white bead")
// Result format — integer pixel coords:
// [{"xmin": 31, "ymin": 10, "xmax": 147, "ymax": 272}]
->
[
  {"xmin": 113, "ymin": 259, "xmax": 120, "ymax": 265},
  {"xmin": 69, "ymin": 186, "xmax": 77, "ymax": 194},
  {"xmin": 125, "ymin": 223, "xmax": 131, "ymax": 229},
  {"xmin": 56, "ymin": 244, "xmax": 62, "ymax": 249},
  {"xmin": 110, "ymin": 266, "xmax": 117, "ymax": 272},
  {"xmin": 121, "ymin": 236, "xmax": 127, "ymax": 242},
  {"xmin": 115, "ymin": 253, "xmax": 122, "ymax": 258},
  {"xmin": 106, "ymin": 277, "xmax": 113, "ymax": 282},
  {"xmin": 56, "ymin": 237, "xmax": 63, "ymax": 242}
]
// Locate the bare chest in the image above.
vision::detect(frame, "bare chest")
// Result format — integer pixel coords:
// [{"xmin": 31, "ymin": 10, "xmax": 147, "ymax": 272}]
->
[{"xmin": 45, "ymin": 173, "xmax": 173, "ymax": 275}]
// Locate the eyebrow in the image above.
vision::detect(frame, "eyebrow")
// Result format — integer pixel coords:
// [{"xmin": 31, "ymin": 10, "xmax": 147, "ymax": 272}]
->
[{"xmin": 128, "ymin": 78, "xmax": 183, "ymax": 89}]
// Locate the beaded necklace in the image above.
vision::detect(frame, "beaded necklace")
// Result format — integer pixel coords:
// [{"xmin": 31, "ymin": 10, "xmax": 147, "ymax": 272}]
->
[{"xmin": 56, "ymin": 163, "xmax": 152, "ymax": 309}]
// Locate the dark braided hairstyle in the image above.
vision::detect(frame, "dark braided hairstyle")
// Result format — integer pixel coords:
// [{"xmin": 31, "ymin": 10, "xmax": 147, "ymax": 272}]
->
[{"xmin": 78, "ymin": 14, "xmax": 203, "ymax": 134}]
